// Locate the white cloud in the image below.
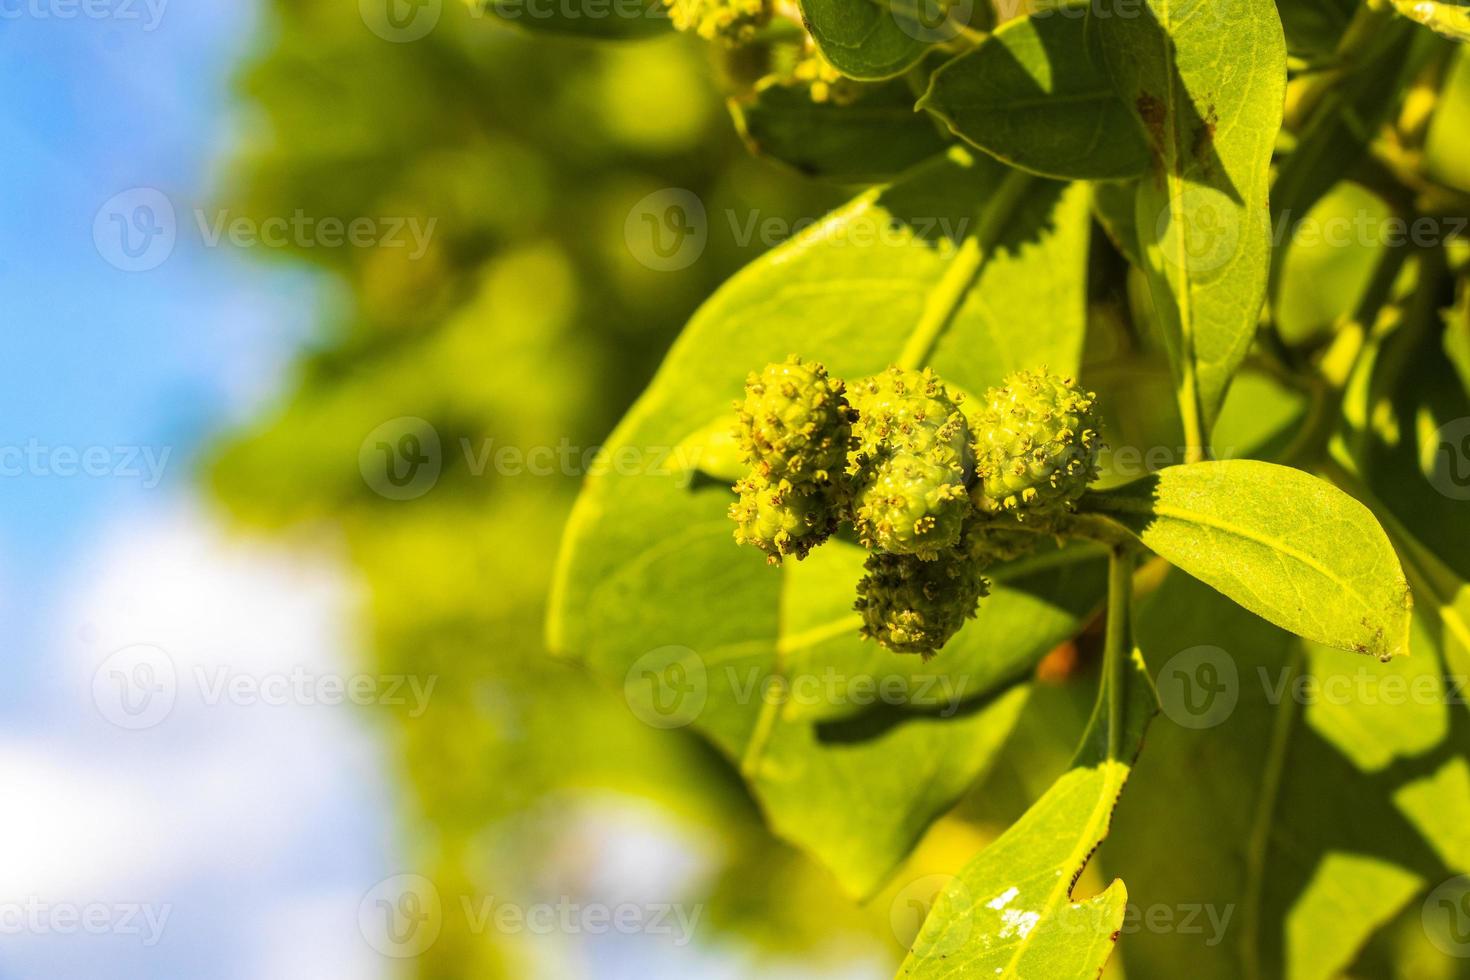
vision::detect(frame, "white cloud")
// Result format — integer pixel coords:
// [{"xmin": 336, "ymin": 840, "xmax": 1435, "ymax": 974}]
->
[{"xmin": 0, "ymin": 500, "xmax": 392, "ymax": 980}]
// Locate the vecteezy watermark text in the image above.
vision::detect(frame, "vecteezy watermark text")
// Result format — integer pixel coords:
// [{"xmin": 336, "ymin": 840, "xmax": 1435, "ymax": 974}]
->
[
  {"xmin": 357, "ymin": 874, "xmax": 701, "ymax": 958},
  {"xmin": 93, "ymin": 644, "xmax": 438, "ymax": 730},
  {"xmin": 0, "ymin": 899, "xmax": 171, "ymax": 946},
  {"xmin": 194, "ymin": 210, "xmax": 436, "ymax": 260},
  {"xmin": 0, "ymin": 441, "xmax": 170, "ymax": 488},
  {"xmin": 0, "ymin": 0, "xmax": 167, "ymax": 29},
  {"xmin": 94, "ymin": 188, "xmax": 438, "ymax": 272}
]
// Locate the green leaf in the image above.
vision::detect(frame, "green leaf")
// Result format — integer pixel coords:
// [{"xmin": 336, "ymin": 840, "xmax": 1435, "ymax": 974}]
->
[
  {"xmin": 1105, "ymin": 571, "xmax": 1470, "ymax": 979},
  {"xmin": 731, "ymin": 79, "xmax": 950, "ymax": 181},
  {"xmin": 549, "ymin": 148, "xmax": 1098, "ymax": 895},
  {"xmin": 1272, "ymin": 183, "xmax": 1393, "ymax": 347},
  {"xmin": 900, "ymin": 553, "xmax": 1158, "ymax": 979},
  {"xmin": 920, "ymin": 13, "xmax": 1151, "ymax": 180},
  {"xmin": 1084, "ymin": 460, "xmax": 1413, "ymax": 660},
  {"xmin": 1447, "ymin": 282, "xmax": 1470, "ymax": 398},
  {"xmin": 1099, "ymin": 0, "xmax": 1287, "ymax": 447},
  {"xmin": 475, "ymin": 0, "xmax": 671, "ymax": 38},
  {"xmin": 798, "ymin": 0, "xmax": 933, "ymax": 80},
  {"xmin": 1391, "ymin": 0, "xmax": 1470, "ymax": 40},
  {"xmin": 1090, "ymin": 179, "xmax": 1143, "ymax": 269},
  {"xmin": 1426, "ymin": 49, "xmax": 1470, "ymax": 194}
]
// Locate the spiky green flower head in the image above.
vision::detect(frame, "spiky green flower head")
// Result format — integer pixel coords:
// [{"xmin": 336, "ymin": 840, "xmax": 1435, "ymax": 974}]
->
[
  {"xmin": 971, "ymin": 368, "xmax": 1101, "ymax": 523},
  {"xmin": 664, "ymin": 0, "xmax": 769, "ymax": 45},
  {"xmin": 848, "ymin": 367, "xmax": 972, "ymax": 557},
  {"xmin": 854, "ymin": 548, "xmax": 990, "ymax": 657},
  {"xmin": 849, "ymin": 366, "xmax": 971, "ymax": 471},
  {"xmin": 737, "ymin": 356, "xmax": 855, "ymax": 487},
  {"xmin": 729, "ymin": 476, "xmax": 835, "ymax": 564},
  {"xmin": 853, "ymin": 453, "xmax": 970, "ymax": 559}
]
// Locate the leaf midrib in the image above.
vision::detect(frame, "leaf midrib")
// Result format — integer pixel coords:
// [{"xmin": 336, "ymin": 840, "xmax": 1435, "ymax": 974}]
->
[{"xmin": 1100, "ymin": 495, "xmax": 1377, "ymax": 617}]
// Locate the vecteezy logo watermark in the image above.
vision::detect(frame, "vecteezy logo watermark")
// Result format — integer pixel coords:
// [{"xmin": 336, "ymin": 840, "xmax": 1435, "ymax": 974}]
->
[
  {"xmin": 0, "ymin": 0, "xmax": 167, "ymax": 30},
  {"xmin": 94, "ymin": 189, "xmax": 438, "ymax": 271},
  {"xmin": 358, "ymin": 874, "xmax": 702, "ymax": 957},
  {"xmin": 194, "ymin": 210, "xmax": 436, "ymax": 259},
  {"xmin": 359, "ymin": 874, "xmax": 443, "ymax": 958},
  {"xmin": 1429, "ymin": 417, "xmax": 1470, "ymax": 501},
  {"xmin": 459, "ymin": 896, "xmax": 702, "ymax": 945},
  {"xmin": 1424, "ymin": 876, "xmax": 1470, "ymax": 957},
  {"xmin": 1156, "ymin": 645, "xmax": 1239, "ymax": 729},
  {"xmin": 891, "ymin": 0, "xmax": 974, "ymax": 43},
  {"xmin": 359, "ymin": 0, "xmax": 442, "ymax": 41},
  {"xmin": 624, "ymin": 646, "xmax": 708, "ymax": 729},
  {"xmin": 490, "ymin": 0, "xmax": 669, "ymax": 23},
  {"xmin": 360, "ymin": 417, "xmax": 442, "ymax": 501},
  {"xmin": 0, "ymin": 441, "xmax": 171, "ymax": 487},
  {"xmin": 1119, "ymin": 902, "xmax": 1234, "ymax": 946},
  {"xmin": 93, "ymin": 188, "xmax": 176, "ymax": 273},
  {"xmin": 890, "ymin": 875, "xmax": 973, "ymax": 956},
  {"xmin": 192, "ymin": 666, "xmax": 437, "ymax": 718},
  {"xmin": 92, "ymin": 645, "xmax": 438, "ymax": 730},
  {"xmin": 625, "ymin": 189, "xmax": 707, "ymax": 272},
  {"xmin": 0, "ymin": 899, "xmax": 171, "ymax": 945},
  {"xmin": 622, "ymin": 649, "xmax": 977, "ymax": 729},
  {"xmin": 460, "ymin": 437, "xmax": 701, "ymax": 484},
  {"xmin": 92, "ymin": 644, "xmax": 177, "ymax": 730},
  {"xmin": 1154, "ymin": 185, "xmax": 1243, "ymax": 275}
]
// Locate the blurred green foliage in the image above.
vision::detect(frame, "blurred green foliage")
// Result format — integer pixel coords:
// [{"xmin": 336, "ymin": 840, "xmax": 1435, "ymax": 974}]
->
[{"xmin": 202, "ymin": 2, "xmax": 928, "ymax": 975}]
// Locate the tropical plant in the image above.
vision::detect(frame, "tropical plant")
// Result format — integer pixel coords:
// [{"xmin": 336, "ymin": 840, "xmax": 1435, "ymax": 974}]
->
[{"xmin": 537, "ymin": 0, "xmax": 1470, "ymax": 973}]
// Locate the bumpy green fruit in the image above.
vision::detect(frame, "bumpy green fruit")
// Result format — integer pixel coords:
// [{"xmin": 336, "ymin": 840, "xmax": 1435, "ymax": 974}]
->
[
  {"xmin": 854, "ymin": 548, "xmax": 990, "ymax": 656},
  {"xmin": 848, "ymin": 367, "xmax": 972, "ymax": 557},
  {"xmin": 729, "ymin": 477, "xmax": 834, "ymax": 564},
  {"xmin": 738, "ymin": 356, "xmax": 854, "ymax": 486},
  {"xmin": 853, "ymin": 453, "xmax": 970, "ymax": 559},
  {"xmin": 664, "ymin": 0, "xmax": 769, "ymax": 44},
  {"xmin": 849, "ymin": 367, "xmax": 971, "ymax": 468},
  {"xmin": 971, "ymin": 368, "xmax": 1101, "ymax": 522}
]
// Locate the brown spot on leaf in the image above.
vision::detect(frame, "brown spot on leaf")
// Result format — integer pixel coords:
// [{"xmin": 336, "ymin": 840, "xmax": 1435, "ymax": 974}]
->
[
  {"xmin": 1190, "ymin": 103, "xmax": 1218, "ymax": 167},
  {"xmin": 1135, "ymin": 92, "xmax": 1166, "ymax": 148}
]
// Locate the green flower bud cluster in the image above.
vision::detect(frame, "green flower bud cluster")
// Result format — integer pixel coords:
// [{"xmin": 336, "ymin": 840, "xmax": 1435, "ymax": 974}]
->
[
  {"xmin": 855, "ymin": 548, "xmax": 990, "ymax": 656},
  {"xmin": 729, "ymin": 358, "xmax": 1102, "ymax": 657},
  {"xmin": 664, "ymin": 0, "xmax": 769, "ymax": 45},
  {"xmin": 848, "ymin": 367, "xmax": 974, "ymax": 561},
  {"xmin": 971, "ymin": 368, "xmax": 1102, "ymax": 522},
  {"xmin": 729, "ymin": 356, "xmax": 854, "ymax": 564}
]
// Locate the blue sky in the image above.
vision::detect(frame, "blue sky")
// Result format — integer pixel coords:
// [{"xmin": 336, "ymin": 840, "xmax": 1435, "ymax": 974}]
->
[
  {"xmin": 0, "ymin": 2, "xmax": 321, "ymax": 704},
  {"xmin": 0, "ymin": 5, "xmax": 397, "ymax": 978}
]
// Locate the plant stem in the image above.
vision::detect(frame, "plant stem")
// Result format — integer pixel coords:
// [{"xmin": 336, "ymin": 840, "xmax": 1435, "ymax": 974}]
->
[
  {"xmin": 897, "ymin": 167, "xmax": 1034, "ymax": 371},
  {"xmin": 1103, "ymin": 549, "xmax": 1135, "ymax": 759}
]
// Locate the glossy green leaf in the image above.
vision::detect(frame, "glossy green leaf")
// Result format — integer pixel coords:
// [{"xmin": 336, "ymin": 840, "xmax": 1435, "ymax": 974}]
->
[
  {"xmin": 1099, "ymin": 0, "xmax": 1287, "ymax": 445},
  {"xmin": 1426, "ymin": 48, "xmax": 1470, "ymax": 194},
  {"xmin": 550, "ymin": 148, "xmax": 1098, "ymax": 896},
  {"xmin": 1273, "ymin": 182, "xmax": 1392, "ymax": 347},
  {"xmin": 1084, "ymin": 460, "xmax": 1413, "ymax": 659},
  {"xmin": 901, "ymin": 555, "xmax": 1158, "ymax": 979},
  {"xmin": 1104, "ymin": 571, "xmax": 1470, "ymax": 979},
  {"xmin": 731, "ymin": 79, "xmax": 950, "ymax": 181},
  {"xmin": 920, "ymin": 13, "xmax": 1151, "ymax": 180},
  {"xmin": 1391, "ymin": 0, "xmax": 1470, "ymax": 40},
  {"xmin": 798, "ymin": 0, "xmax": 933, "ymax": 80}
]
